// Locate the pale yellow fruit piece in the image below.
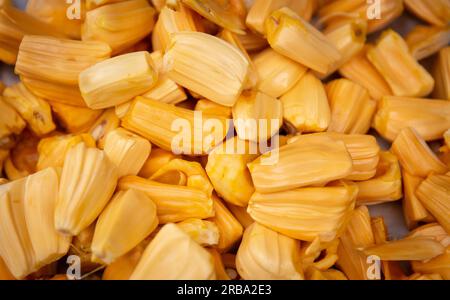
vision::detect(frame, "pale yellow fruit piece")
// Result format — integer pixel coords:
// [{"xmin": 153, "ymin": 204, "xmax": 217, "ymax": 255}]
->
[
  {"xmin": 130, "ymin": 224, "xmax": 216, "ymax": 280},
  {"xmin": 55, "ymin": 143, "xmax": 118, "ymax": 236},
  {"xmin": 248, "ymin": 181, "xmax": 357, "ymax": 241},
  {"xmin": 91, "ymin": 189, "xmax": 158, "ymax": 264},
  {"xmin": 236, "ymin": 223, "xmax": 303, "ymax": 280}
]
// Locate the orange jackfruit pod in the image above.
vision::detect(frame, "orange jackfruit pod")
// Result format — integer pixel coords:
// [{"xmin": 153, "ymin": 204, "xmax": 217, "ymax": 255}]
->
[
  {"xmin": 318, "ymin": 19, "xmax": 367, "ymax": 78},
  {"xmin": 0, "ymin": 1, "xmax": 67, "ymax": 64},
  {"xmin": 339, "ymin": 45, "xmax": 393, "ymax": 101},
  {"xmin": 151, "ymin": 5, "xmax": 197, "ymax": 52},
  {"xmin": 289, "ymin": 133, "xmax": 380, "ymax": 181},
  {"xmin": 280, "ymin": 72, "xmax": 331, "ymax": 133},
  {"xmin": 218, "ymin": 29, "xmax": 258, "ymax": 90},
  {"xmin": 122, "ymin": 97, "xmax": 229, "ymax": 155},
  {"xmin": 226, "ymin": 203, "xmax": 254, "ymax": 229},
  {"xmin": 25, "ymin": 0, "xmax": 84, "ymax": 39},
  {"xmin": 253, "ymin": 48, "xmax": 307, "ymax": 98},
  {"xmin": 88, "ymin": 108, "xmax": 120, "ymax": 149},
  {"xmin": 55, "ymin": 143, "xmax": 118, "ymax": 236},
  {"xmin": 3, "ymin": 82, "xmax": 55, "ymax": 136},
  {"xmin": 195, "ymin": 99, "xmax": 232, "ymax": 118},
  {"xmin": 248, "ymin": 181, "xmax": 357, "ymax": 242},
  {"xmin": 370, "ymin": 217, "xmax": 405, "ymax": 280},
  {"xmin": 408, "ymin": 223, "xmax": 450, "ymax": 247},
  {"xmin": 138, "ymin": 148, "xmax": 179, "ymax": 178},
  {"xmin": 164, "ymin": 31, "xmax": 250, "ymax": 107},
  {"xmin": 206, "ymin": 137, "xmax": 258, "ymax": 207},
  {"xmin": 318, "ymin": 0, "xmax": 403, "ymax": 34},
  {"xmin": 20, "ymin": 76, "xmax": 86, "ymax": 107},
  {"xmin": 151, "ymin": 158, "xmax": 213, "ymax": 196},
  {"xmin": 367, "ymin": 30, "xmax": 434, "ymax": 98},
  {"xmin": 266, "ymin": 8, "xmax": 341, "ymax": 75},
  {"xmin": 403, "ymin": 0, "xmax": 450, "ymax": 27},
  {"xmin": 139, "ymin": 50, "xmax": 187, "ymax": 105},
  {"xmin": 118, "ymin": 176, "xmax": 214, "ymax": 223},
  {"xmin": 91, "ymin": 189, "xmax": 158, "ymax": 264},
  {"xmin": 411, "ymin": 247, "xmax": 450, "ymax": 280},
  {"xmin": 356, "ymin": 151, "xmax": 402, "ymax": 205},
  {"xmin": 15, "ymin": 35, "xmax": 111, "ymax": 86},
  {"xmin": 336, "ymin": 206, "xmax": 375, "ymax": 280},
  {"xmin": 246, "ymin": 0, "xmax": 317, "ymax": 35},
  {"xmin": 362, "ymin": 237, "xmax": 445, "ymax": 261},
  {"xmin": 79, "ymin": 51, "xmax": 158, "ymax": 109},
  {"xmin": 416, "ymin": 173, "xmax": 450, "ymax": 234},
  {"xmin": 82, "ymin": 0, "xmax": 156, "ymax": 55},
  {"xmin": 236, "ymin": 223, "xmax": 304, "ymax": 280},
  {"xmin": 232, "ymin": 90, "xmax": 283, "ymax": 142},
  {"xmin": 236, "ymin": 30, "xmax": 267, "ymax": 52},
  {"xmin": 408, "ymin": 223, "xmax": 450, "ymax": 279},
  {"xmin": 248, "ymin": 134, "xmax": 353, "ymax": 193},
  {"xmin": 0, "ymin": 97, "xmax": 26, "ymax": 140},
  {"xmin": 391, "ymin": 127, "xmax": 448, "ymax": 177},
  {"xmin": 0, "ymin": 177, "xmax": 36, "ymax": 279},
  {"xmin": 36, "ymin": 134, "xmax": 96, "ymax": 171},
  {"xmin": 24, "ymin": 168, "xmax": 71, "ymax": 267},
  {"xmin": 102, "ymin": 243, "xmax": 146, "ymax": 280},
  {"xmin": 402, "ymin": 171, "xmax": 433, "ymax": 230},
  {"xmin": 49, "ymin": 102, "xmax": 103, "ymax": 134},
  {"xmin": 432, "ymin": 47, "xmax": 450, "ymax": 100},
  {"xmin": 301, "ymin": 237, "xmax": 340, "ymax": 272},
  {"xmin": 406, "ymin": 25, "xmax": 450, "ymax": 61},
  {"xmin": 373, "ymin": 96, "xmax": 450, "ymax": 142},
  {"xmin": 182, "ymin": 0, "xmax": 246, "ymax": 35},
  {"xmin": 177, "ymin": 218, "xmax": 219, "ymax": 246},
  {"xmin": 326, "ymin": 79, "xmax": 376, "ymax": 134},
  {"xmin": 208, "ymin": 195, "xmax": 243, "ymax": 252},
  {"xmin": 103, "ymin": 128, "xmax": 151, "ymax": 178},
  {"xmin": 130, "ymin": 224, "xmax": 216, "ymax": 280}
]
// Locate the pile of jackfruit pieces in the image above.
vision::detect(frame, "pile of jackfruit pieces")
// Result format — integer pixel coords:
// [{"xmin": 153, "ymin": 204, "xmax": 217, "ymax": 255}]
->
[{"xmin": 0, "ymin": 0, "xmax": 449, "ymax": 280}]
